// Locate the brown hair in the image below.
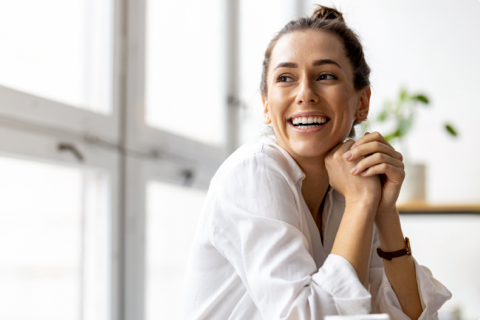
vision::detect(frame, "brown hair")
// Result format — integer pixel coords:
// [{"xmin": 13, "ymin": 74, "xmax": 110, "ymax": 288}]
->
[{"xmin": 260, "ymin": 5, "xmax": 370, "ymax": 138}]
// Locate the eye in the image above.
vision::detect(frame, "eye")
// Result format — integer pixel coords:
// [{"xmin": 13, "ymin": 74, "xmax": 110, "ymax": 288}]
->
[
  {"xmin": 317, "ymin": 73, "xmax": 337, "ymax": 81},
  {"xmin": 276, "ymin": 75, "xmax": 294, "ymax": 83}
]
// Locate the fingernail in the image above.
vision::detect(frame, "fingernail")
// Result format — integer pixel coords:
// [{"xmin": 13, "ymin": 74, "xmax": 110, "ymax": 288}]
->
[
  {"xmin": 361, "ymin": 170, "xmax": 368, "ymax": 176},
  {"xmin": 350, "ymin": 167, "xmax": 357, "ymax": 174},
  {"xmin": 344, "ymin": 152, "xmax": 352, "ymax": 160},
  {"xmin": 350, "ymin": 143, "xmax": 358, "ymax": 150}
]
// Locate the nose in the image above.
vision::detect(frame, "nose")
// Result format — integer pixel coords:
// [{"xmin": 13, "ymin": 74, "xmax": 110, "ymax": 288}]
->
[{"xmin": 295, "ymin": 77, "xmax": 319, "ymax": 106}]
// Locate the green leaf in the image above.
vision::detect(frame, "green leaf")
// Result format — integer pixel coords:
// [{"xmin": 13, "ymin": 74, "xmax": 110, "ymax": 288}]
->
[
  {"xmin": 414, "ymin": 94, "xmax": 429, "ymax": 104},
  {"xmin": 394, "ymin": 116, "xmax": 412, "ymax": 138},
  {"xmin": 377, "ymin": 109, "xmax": 388, "ymax": 122},
  {"xmin": 445, "ymin": 123, "xmax": 458, "ymax": 137},
  {"xmin": 384, "ymin": 129, "xmax": 402, "ymax": 144},
  {"xmin": 399, "ymin": 88, "xmax": 408, "ymax": 102}
]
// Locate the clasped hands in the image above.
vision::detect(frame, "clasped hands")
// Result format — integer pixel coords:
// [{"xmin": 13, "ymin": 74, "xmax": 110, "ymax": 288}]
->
[{"xmin": 325, "ymin": 131, "xmax": 405, "ymax": 214}]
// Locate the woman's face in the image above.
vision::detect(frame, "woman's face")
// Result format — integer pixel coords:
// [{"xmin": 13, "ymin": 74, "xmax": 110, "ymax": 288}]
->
[{"xmin": 264, "ymin": 29, "xmax": 370, "ymax": 161}]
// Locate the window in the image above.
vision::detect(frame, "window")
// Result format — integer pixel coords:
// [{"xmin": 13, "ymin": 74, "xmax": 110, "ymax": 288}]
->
[
  {"xmin": 0, "ymin": 0, "xmax": 113, "ymax": 114},
  {"xmin": 0, "ymin": 0, "xmax": 118, "ymax": 318},
  {"xmin": 0, "ymin": 155, "xmax": 110, "ymax": 320},
  {"xmin": 145, "ymin": 181, "xmax": 206, "ymax": 320},
  {"xmin": 144, "ymin": 0, "xmax": 225, "ymax": 147}
]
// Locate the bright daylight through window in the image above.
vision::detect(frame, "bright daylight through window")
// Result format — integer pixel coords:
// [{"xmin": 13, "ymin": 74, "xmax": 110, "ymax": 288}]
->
[
  {"xmin": 145, "ymin": 181, "xmax": 206, "ymax": 320},
  {"xmin": 0, "ymin": 156, "xmax": 110, "ymax": 320},
  {"xmin": 145, "ymin": 0, "xmax": 225, "ymax": 147},
  {"xmin": 0, "ymin": 0, "xmax": 113, "ymax": 114}
]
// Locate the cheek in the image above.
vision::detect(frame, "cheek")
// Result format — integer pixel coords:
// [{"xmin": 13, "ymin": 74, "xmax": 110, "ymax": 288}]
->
[
  {"xmin": 268, "ymin": 91, "xmax": 290, "ymax": 118},
  {"xmin": 269, "ymin": 85, "xmax": 288, "ymax": 101},
  {"xmin": 347, "ymin": 94, "xmax": 360, "ymax": 116},
  {"xmin": 334, "ymin": 87, "xmax": 358, "ymax": 116},
  {"xmin": 330, "ymin": 89, "xmax": 357, "ymax": 136}
]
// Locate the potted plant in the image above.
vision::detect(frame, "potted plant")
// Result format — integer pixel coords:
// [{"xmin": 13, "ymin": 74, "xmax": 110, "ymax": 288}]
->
[{"xmin": 361, "ymin": 88, "xmax": 458, "ymax": 204}]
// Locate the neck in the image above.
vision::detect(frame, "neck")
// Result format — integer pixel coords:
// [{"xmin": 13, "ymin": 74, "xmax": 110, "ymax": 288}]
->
[{"xmin": 296, "ymin": 155, "xmax": 331, "ymax": 221}]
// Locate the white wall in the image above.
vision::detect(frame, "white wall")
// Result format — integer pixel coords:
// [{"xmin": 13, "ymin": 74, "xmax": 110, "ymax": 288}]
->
[
  {"xmin": 400, "ymin": 214, "xmax": 480, "ymax": 319},
  {"xmin": 239, "ymin": 0, "xmax": 480, "ymax": 204}
]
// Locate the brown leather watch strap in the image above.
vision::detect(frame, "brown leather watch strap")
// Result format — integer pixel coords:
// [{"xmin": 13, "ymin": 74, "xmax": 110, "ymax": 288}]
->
[{"xmin": 377, "ymin": 237, "xmax": 412, "ymax": 261}]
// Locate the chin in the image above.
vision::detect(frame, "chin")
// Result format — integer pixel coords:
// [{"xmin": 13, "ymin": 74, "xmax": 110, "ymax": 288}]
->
[{"xmin": 289, "ymin": 140, "xmax": 329, "ymax": 159}]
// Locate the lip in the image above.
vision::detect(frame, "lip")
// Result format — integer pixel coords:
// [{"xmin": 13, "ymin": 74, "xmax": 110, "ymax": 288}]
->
[
  {"xmin": 287, "ymin": 110, "xmax": 330, "ymax": 134},
  {"xmin": 288, "ymin": 119, "xmax": 329, "ymax": 134}
]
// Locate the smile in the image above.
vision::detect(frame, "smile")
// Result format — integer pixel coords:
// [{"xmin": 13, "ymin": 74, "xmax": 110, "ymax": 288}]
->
[{"xmin": 288, "ymin": 115, "xmax": 330, "ymax": 133}]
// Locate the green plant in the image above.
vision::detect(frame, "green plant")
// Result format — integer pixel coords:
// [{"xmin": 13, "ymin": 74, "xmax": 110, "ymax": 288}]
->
[{"xmin": 361, "ymin": 88, "xmax": 458, "ymax": 146}]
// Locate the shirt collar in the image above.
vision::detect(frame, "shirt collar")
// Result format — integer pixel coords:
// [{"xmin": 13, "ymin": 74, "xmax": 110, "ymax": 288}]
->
[{"xmin": 268, "ymin": 142, "xmax": 306, "ymax": 184}]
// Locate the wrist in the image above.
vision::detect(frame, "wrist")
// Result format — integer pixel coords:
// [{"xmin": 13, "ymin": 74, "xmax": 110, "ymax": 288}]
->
[
  {"xmin": 377, "ymin": 204, "xmax": 398, "ymax": 215},
  {"xmin": 374, "ymin": 208, "xmax": 405, "ymax": 251},
  {"xmin": 345, "ymin": 198, "xmax": 379, "ymax": 219},
  {"xmin": 375, "ymin": 205, "xmax": 399, "ymax": 226},
  {"xmin": 345, "ymin": 193, "xmax": 380, "ymax": 209}
]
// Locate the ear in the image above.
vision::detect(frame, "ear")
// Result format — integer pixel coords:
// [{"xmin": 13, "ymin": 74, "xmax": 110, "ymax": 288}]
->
[
  {"xmin": 262, "ymin": 96, "xmax": 272, "ymax": 125},
  {"xmin": 355, "ymin": 86, "xmax": 371, "ymax": 121}
]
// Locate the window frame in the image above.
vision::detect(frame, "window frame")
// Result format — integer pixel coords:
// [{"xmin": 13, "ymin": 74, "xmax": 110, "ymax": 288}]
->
[
  {"xmin": 0, "ymin": 0, "xmax": 125, "ymax": 317},
  {"xmin": 0, "ymin": 0, "xmax": 123, "ymax": 144},
  {"xmin": 0, "ymin": 86, "xmax": 120, "ymax": 142},
  {"xmin": 0, "ymin": 124, "xmax": 121, "ymax": 320},
  {"xmin": 124, "ymin": 0, "xmax": 228, "ymax": 170}
]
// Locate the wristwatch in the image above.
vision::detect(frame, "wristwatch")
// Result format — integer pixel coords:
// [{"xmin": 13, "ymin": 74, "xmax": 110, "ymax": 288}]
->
[{"xmin": 377, "ymin": 237, "xmax": 412, "ymax": 261}]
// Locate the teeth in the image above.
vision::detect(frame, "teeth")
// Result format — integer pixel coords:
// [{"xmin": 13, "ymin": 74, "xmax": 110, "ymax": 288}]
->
[
  {"xmin": 290, "ymin": 116, "xmax": 328, "ymax": 125},
  {"xmin": 298, "ymin": 124, "xmax": 319, "ymax": 129}
]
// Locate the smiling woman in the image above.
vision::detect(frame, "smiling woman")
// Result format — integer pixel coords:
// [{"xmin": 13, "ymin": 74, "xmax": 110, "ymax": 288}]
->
[{"xmin": 181, "ymin": 5, "xmax": 451, "ymax": 320}]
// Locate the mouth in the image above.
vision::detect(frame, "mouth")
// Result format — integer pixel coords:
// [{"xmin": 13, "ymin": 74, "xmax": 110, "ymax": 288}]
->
[{"xmin": 288, "ymin": 115, "xmax": 330, "ymax": 130}]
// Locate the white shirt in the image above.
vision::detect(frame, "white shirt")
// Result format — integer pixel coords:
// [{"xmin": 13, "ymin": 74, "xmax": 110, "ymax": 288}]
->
[{"xmin": 181, "ymin": 142, "xmax": 451, "ymax": 319}]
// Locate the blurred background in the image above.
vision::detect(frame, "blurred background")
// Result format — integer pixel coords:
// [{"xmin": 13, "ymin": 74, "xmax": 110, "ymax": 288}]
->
[{"xmin": 0, "ymin": 0, "xmax": 478, "ymax": 319}]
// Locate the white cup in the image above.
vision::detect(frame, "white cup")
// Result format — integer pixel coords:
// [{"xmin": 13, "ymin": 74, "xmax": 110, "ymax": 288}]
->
[{"xmin": 324, "ymin": 314, "xmax": 390, "ymax": 320}]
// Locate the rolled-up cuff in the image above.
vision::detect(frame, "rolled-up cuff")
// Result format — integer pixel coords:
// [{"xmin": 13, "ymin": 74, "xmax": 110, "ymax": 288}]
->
[
  {"xmin": 415, "ymin": 258, "xmax": 452, "ymax": 320},
  {"xmin": 376, "ymin": 257, "xmax": 452, "ymax": 319},
  {"xmin": 314, "ymin": 254, "xmax": 372, "ymax": 315}
]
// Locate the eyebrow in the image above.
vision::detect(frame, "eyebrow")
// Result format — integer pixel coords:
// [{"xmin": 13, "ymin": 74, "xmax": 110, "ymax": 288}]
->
[
  {"xmin": 313, "ymin": 59, "xmax": 342, "ymax": 69},
  {"xmin": 273, "ymin": 59, "xmax": 342, "ymax": 70}
]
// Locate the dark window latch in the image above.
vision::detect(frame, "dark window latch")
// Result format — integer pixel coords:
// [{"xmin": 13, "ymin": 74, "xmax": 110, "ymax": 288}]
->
[
  {"xmin": 182, "ymin": 169, "xmax": 194, "ymax": 187},
  {"xmin": 58, "ymin": 143, "xmax": 84, "ymax": 162}
]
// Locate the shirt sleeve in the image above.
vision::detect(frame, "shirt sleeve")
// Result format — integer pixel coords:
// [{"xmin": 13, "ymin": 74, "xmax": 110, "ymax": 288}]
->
[
  {"xmin": 209, "ymin": 151, "xmax": 372, "ymax": 319},
  {"xmin": 369, "ymin": 226, "xmax": 452, "ymax": 319}
]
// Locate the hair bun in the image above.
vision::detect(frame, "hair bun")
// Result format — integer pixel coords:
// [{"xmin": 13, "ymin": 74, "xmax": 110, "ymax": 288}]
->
[{"xmin": 310, "ymin": 5, "xmax": 344, "ymax": 23}]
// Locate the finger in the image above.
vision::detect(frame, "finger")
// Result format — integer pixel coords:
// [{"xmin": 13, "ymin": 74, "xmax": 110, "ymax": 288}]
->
[
  {"xmin": 326, "ymin": 140, "xmax": 348, "ymax": 162},
  {"xmin": 350, "ymin": 152, "xmax": 404, "ymax": 175},
  {"xmin": 359, "ymin": 163, "xmax": 405, "ymax": 184},
  {"xmin": 339, "ymin": 139, "xmax": 356, "ymax": 152},
  {"xmin": 350, "ymin": 131, "xmax": 393, "ymax": 151},
  {"xmin": 328, "ymin": 140, "xmax": 356, "ymax": 163},
  {"xmin": 328, "ymin": 140, "xmax": 346, "ymax": 155},
  {"xmin": 329, "ymin": 139, "xmax": 355, "ymax": 156},
  {"xmin": 345, "ymin": 141, "xmax": 403, "ymax": 162}
]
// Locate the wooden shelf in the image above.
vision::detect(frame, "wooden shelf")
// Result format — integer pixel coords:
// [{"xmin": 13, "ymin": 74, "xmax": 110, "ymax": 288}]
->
[{"xmin": 397, "ymin": 201, "xmax": 480, "ymax": 214}]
